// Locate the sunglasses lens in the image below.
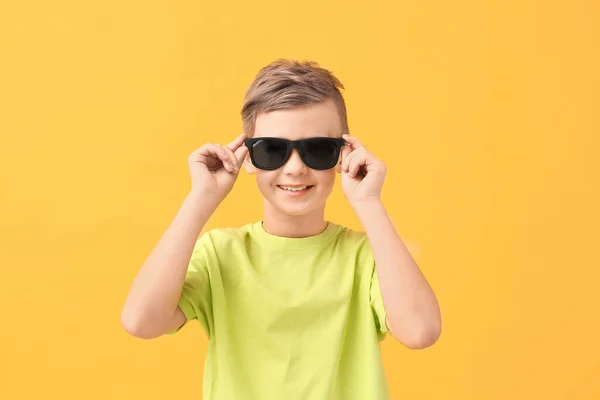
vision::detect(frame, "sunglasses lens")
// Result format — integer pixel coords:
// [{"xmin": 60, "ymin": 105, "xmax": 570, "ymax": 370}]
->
[
  {"xmin": 250, "ymin": 138, "xmax": 288, "ymax": 169},
  {"xmin": 300, "ymin": 138, "xmax": 340, "ymax": 170}
]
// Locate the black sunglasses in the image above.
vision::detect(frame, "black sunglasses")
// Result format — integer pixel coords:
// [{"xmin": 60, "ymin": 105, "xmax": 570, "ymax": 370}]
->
[{"xmin": 244, "ymin": 137, "xmax": 346, "ymax": 171}]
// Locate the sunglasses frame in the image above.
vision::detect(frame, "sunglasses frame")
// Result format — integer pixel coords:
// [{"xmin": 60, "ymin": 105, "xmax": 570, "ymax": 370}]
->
[{"xmin": 244, "ymin": 137, "xmax": 347, "ymax": 171}]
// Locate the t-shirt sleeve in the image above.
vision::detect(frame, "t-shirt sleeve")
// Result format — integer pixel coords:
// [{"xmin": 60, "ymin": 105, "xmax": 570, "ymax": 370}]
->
[
  {"xmin": 167, "ymin": 233, "xmax": 214, "ymax": 338},
  {"xmin": 369, "ymin": 259, "xmax": 390, "ymax": 341}
]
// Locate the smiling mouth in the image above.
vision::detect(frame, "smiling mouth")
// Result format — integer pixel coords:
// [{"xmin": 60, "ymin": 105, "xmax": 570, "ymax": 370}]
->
[{"xmin": 278, "ymin": 185, "xmax": 314, "ymax": 192}]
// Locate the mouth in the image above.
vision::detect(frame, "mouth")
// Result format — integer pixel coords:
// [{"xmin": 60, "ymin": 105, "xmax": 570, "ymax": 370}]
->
[{"xmin": 277, "ymin": 185, "xmax": 314, "ymax": 193}]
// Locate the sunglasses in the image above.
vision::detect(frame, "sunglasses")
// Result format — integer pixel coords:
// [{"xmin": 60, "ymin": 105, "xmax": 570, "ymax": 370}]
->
[{"xmin": 244, "ymin": 137, "xmax": 346, "ymax": 171}]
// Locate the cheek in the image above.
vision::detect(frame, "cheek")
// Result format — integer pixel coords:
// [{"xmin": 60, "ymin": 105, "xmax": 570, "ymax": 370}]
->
[
  {"xmin": 315, "ymin": 170, "xmax": 336, "ymax": 190},
  {"xmin": 255, "ymin": 170, "xmax": 278, "ymax": 192}
]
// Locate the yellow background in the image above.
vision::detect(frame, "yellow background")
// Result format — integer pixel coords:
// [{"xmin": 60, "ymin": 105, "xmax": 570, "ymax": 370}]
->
[{"xmin": 1, "ymin": 0, "xmax": 599, "ymax": 399}]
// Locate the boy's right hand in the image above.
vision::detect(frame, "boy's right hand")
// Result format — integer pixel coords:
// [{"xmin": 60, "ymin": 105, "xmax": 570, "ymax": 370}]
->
[{"xmin": 188, "ymin": 133, "xmax": 248, "ymax": 202}]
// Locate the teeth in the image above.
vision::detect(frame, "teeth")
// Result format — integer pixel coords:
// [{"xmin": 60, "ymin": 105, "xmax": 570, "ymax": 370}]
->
[{"xmin": 280, "ymin": 186, "xmax": 308, "ymax": 192}]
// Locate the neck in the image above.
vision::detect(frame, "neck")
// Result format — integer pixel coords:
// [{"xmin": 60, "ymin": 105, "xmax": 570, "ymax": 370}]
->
[{"xmin": 262, "ymin": 200, "xmax": 328, "ymax": 238}]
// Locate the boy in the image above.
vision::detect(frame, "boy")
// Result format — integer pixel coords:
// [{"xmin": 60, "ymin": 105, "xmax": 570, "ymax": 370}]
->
[{"xmin": 121, "ymin": 59, "xmax": 441, "ymax": 399}]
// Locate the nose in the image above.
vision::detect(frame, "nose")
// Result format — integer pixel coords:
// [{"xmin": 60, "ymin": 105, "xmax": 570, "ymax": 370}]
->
[{"xmin": 282, "ymin": 149, "xmax": 307, "ymax": 175}]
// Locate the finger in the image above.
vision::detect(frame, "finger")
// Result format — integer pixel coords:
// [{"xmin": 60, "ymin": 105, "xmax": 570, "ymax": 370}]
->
[
  {"xmin": 202, "ymin": 144, "xmax": 235, "ymax": 172},
  {"xmin": 342, "ymin": 134, "xmax": 364, "ymax": 150},
  {"xmin": 226, "ymin": 132, "xmax": 247, "ymax": 151},
  {"xmin": 234, "ymin": 143, "xmax": 249, "ymax": 165},
  {"xmin": 342, "ymin": 148, "xmax": 360, "ymax": 172},
  {"xmin": 349, "ymin": 152, "xmax": 368, "ymax": 177},
  {"xmin": 340, "ymin": 145, "xmax": 352, "ymax": 168},
  {"xmin": 216, "ymin": 145, "xmax": 238, "ymax": 173},
  {"xmin": 221, "ymin": 145, "xmax": 240, "ymax": 172}
]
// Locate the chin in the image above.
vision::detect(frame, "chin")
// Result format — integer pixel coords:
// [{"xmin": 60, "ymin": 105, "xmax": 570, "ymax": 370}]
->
[
  {"xmin": 258, "ymin": 182, "xmax": 333, "ymax": 217},
  {"xmin": 266, "ymin": 193, "xmax": 325, "ymax": 217},
  {"xmin": 271, "ymin": 200, "xmax": 321, "ymax": 217}
]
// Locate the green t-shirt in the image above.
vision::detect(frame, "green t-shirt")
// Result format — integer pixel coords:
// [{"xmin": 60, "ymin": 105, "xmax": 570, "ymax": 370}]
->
[{"xmin": 171, "ymin": 220, "xmax": 390, "ymax": 399}]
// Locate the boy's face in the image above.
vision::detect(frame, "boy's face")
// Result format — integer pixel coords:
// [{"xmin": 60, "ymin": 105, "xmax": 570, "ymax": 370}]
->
[{"xmin": 244, "ymin": 99, "xmax": 342, "ymax": 217}]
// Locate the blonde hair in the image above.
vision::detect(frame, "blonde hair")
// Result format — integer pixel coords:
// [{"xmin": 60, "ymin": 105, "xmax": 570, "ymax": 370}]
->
[{"xmin": 241, "ymin": 59, "xmax": 349, "ymax": 137}]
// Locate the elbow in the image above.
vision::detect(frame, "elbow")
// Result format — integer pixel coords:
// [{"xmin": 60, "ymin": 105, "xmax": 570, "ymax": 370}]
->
[
  {"xmin": 121, "ymin": 308, "xmax": 159, "ymax": 340},
  {"xmin": 403, "ymin": 328, "xmax": 441, "ymax": 349},
  {"xmin": 395, "ymin": 318, "xmax": 442, "ymax": 350}
]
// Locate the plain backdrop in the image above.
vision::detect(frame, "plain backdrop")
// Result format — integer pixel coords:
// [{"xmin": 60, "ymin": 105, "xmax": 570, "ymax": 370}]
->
[{"xmin": 1, "ymin": 1, "xmax": 599, "ymax": 399}]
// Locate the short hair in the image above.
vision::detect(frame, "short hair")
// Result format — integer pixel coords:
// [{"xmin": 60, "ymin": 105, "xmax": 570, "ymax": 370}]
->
[{"xmin": 241, "ymin": 59, "xmax": 349, "ymax": 137}]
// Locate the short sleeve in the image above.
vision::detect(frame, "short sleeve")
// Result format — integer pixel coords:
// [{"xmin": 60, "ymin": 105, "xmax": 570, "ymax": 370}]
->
[
  {"xmin": 370, "ymin": 265, "xmax": 390, "ymax": 341},
  {"xmin": 167, "ymin": 233, "xmax": 214, "ymax": 338}
]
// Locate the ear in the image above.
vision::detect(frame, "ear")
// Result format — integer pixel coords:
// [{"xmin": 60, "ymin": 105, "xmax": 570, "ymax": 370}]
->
[
  {"xmin": 335, "ymin": 159, "xmax": 342, "ymax": 174},
  {"xmin": 243, "ymin": 151, "xmax": 256, "ymax": 174}
]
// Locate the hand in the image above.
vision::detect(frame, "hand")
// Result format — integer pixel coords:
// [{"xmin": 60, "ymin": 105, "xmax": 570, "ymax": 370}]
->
[
  {"xmin": 340, "ymin": 134, "xmax": 387, "ymax": 206},
  {"xmin": 188, "ymin": 133, "xmax": 248, "ymax": 202}
]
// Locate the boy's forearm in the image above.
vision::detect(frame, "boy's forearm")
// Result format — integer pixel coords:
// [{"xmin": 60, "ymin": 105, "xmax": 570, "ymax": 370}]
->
[
  {"xmin": 353, "ymin": 200, "xmax": 441, "ymax": 349},
  {"xmin": 122, "ymin": 191, "xmax": 218, "ymax": 333}
]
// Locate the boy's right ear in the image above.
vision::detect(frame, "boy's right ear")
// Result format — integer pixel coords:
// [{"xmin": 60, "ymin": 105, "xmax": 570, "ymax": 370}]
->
[{"xmin": 243, "ymin": 151, "xmax": 256, "ymax": 174}]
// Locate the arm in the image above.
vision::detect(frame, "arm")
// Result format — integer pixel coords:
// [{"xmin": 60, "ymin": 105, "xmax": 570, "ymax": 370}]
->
[
  {"xmin": 121, "ymin": 134, "xmax": 248, "ymax": 339},
  {"xmin": 121, "ymin": 192, "xmax": 219, "ymax": 339},
  {"xmin": 355, "ymin": 200, "xmax": 441, "ymax": 349},
  {"xmin": 340, "ymin": 134, "xmax": 441, "ymax": 349}
]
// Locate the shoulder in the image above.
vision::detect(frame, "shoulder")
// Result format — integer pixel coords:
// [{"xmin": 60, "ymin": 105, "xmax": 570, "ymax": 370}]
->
[
  {"xmin": 204, "ymin": 224, "xmax": 253, "ymax": 240},
  {"xmin": 186, "ymin": 224, "xmax": 255, "ymax": 273},
  {"xmin": 330, "ymin": 223, "xmax": 374, "ymax": 263},
  {"xmin": 333, "ymin": 223, "xmax": 370, "ymax": 248},
  {"xmin": 192, "ymin": 221, "xmax": 264, "ymax": 256},
  {"xmin": 336, "ymin": 224, "xmax": 368, "ymax": 244},
  {"xmin": 196, "ymin": 223, "xmax": 255, "ymax": 249}
]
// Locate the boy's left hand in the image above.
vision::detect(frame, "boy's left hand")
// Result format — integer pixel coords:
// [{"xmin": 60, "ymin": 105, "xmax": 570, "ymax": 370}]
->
[{"xmin": 340, "ymin": 134, "xmax": 387, "ymax": 206}]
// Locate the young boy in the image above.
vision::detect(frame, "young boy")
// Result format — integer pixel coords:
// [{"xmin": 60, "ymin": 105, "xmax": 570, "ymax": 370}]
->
[{"xmin": 121, "ymin": 59, "xmax": 441, "ymax": 400}]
